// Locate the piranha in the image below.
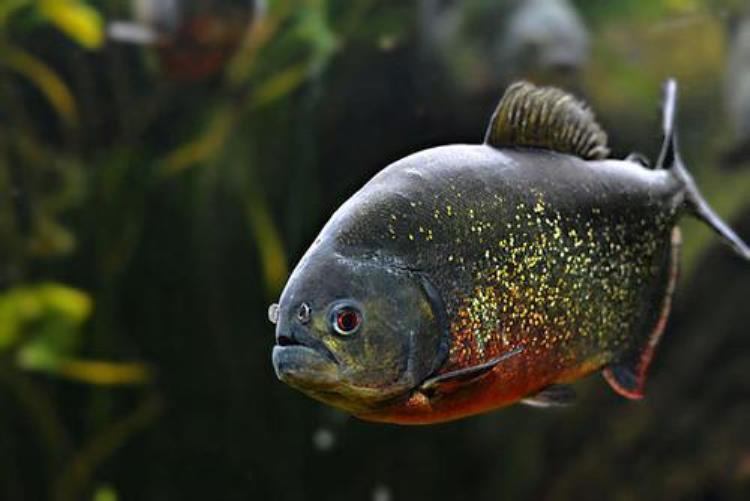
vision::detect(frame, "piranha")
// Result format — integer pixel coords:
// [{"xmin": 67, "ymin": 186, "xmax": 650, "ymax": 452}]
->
[{"xmin": 268, "ymin": 80, "xmax": 750, "ymax": 424}]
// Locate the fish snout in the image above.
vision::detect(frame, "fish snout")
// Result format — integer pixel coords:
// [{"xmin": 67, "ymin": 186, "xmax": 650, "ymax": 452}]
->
[
  {"xmin": 271, "ymin": 321, "xmax": 340, "ymax": 390},
  {"xmin": 274, "ymin": 323, "xmax": 339, "ymax": 367}
]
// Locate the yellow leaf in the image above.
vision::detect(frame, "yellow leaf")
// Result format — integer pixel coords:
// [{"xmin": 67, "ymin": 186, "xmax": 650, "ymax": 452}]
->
[
  {"xmin": 56, "ymin": 359, "xmax": 153, "ymax": 385},
  {"xmin": 0, "ymin": 43, "xmax": 78, "ymax": 126},
  {"xmin": 37, "ymin": 0, "xmax": 104, "ymax": 50},
  {"xmin": 162, "ymin": 111, "xmax": 235, "ymax": 175},
  {"xmin": 246, "ymin": 195, "xmax": 288, "ymax": 296},
  {"xmin": 249, "ymin": 63, "xmax": 309, "ymax": 109}
]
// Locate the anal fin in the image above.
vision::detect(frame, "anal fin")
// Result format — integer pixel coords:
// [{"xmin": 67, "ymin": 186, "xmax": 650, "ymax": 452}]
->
[
  {"xmin": 603, "ymin": 227, "xmax": 681, "ymax": 399},
  {"xmin": 521, "ymin": 384, "xmax": 576, "ymax": 408}
]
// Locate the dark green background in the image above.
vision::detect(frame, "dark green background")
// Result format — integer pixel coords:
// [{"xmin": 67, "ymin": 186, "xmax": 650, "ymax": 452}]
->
[{"xmin": 1, "ymin": 1, "xmax": 749, "ymax": 499}]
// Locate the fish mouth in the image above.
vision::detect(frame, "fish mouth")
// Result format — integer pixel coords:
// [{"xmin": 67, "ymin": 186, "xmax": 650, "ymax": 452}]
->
[{"xmin": 272, "ymin": 327, "xmax": 339, "ymax": 389}]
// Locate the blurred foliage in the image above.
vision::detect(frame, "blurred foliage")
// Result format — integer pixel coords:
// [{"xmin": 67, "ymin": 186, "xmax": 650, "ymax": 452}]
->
[
  {"xmin": 0, "ymin": 1, "xmax": 400, "ymax": 499},
  {"xmin": 37, "ymin": 0, "xmax": 105, "ymax": 49},
  {"xmin": 0, "ymin": 283, "xmax": 89, "ymax": 364},
  {"xmin": 92, "ymin": 485, "xmax": 117, "ymax": 501},
  {"xmin": 0, "ymin": 0, "xmax": 748, "ymax": 500}
]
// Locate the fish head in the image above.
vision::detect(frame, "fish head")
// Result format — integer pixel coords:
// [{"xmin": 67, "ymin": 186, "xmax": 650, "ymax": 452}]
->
[{"xmin": 269, "ymin": 247, "xmax": 446, "ymax": 415}]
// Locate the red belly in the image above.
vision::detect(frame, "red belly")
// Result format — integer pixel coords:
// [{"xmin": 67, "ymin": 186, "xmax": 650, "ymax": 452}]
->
[{"xmin": 358, "ymin": 345, "xmax": 604, "ymax": 424}]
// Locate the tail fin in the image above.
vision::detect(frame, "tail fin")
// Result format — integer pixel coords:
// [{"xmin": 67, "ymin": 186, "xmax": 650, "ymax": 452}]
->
[{"xmin": 657, "ymin": 79, "xmax": 750, "ymax": 261}]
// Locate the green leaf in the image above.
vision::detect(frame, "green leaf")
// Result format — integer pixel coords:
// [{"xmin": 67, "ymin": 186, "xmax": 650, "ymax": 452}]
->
[
  {"xmin": 0, "ymin": 284, "xmax": 150, "ymax": 385},
  {"xmin": 0, "ymin": 0, "xmax": 32, "ymax": 27},
  {"xmin": 249, "ymin": 63, "xmax": 309, "ymax": 109},
  {"xmin": 0, "ymin": 283, "xmax": 91, "ymax": 352},
  {"xmin": 92, "ymin": 485, "xmax": 118, "ymax": 501}
]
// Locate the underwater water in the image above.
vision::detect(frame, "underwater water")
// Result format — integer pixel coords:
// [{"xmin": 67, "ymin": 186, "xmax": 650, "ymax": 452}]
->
[{"xmin": 0, "ymin": 0, "xmax": 749, "ymax": 499}]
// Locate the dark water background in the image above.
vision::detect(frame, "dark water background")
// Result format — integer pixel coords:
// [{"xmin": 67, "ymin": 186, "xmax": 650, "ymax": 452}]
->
[{"xmin": 1, "ymin": 1, "xmax": 749, "ymax": 500}]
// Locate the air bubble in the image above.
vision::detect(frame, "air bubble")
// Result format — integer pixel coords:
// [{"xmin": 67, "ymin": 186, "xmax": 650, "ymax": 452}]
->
[
  {"xmin": 312, "ymin": 427, "xmax": 335, "ymax": 452},
  {"xmin": 372, "ymin": 484, "xmax": 392, "ymax": 501}
]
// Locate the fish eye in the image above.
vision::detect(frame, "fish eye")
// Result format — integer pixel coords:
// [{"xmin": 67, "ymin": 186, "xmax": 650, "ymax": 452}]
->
[
  {"xmin": 268, "ymin": 303, "xmax": 280, "ymax": 324},
  {"xmin": 297, "ymin": 303, "xmax": 311, "ymax": 324},
  {"xmin": 330, "ymin": 303, "xmax": 362, "ymax": 336}
]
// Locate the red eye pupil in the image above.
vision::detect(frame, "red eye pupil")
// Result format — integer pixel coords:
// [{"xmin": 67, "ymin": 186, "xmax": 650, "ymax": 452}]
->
[{"xmin": 336, "ymin": 309, "xmax": 359, "ymax": 332}]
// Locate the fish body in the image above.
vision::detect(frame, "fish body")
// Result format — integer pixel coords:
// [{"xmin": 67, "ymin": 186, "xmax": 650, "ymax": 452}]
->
[{"xmin": 270, "ymin": 81, "xmax": 750, "ymax": 424}]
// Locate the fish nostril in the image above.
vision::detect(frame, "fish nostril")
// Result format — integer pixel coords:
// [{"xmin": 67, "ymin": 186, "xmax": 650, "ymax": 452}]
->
[{"xmin": 297, "ymin": 303, "xmax": 311, "ymax": 324}]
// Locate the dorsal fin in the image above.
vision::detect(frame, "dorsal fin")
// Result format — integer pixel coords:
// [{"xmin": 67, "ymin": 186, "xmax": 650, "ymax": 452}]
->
[{"xmin": 484, "ymin": 81, "xmax": 610, "ymax": 160}]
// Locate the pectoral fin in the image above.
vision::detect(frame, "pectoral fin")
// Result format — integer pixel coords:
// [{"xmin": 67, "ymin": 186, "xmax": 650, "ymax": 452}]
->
[
  {"xmin": 521, "ymin": 385, "xmax": 577, "ymax": 408},
  {"xmin": 419, "ymin": 347, "xmax": 523, "ymax": 394}
]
